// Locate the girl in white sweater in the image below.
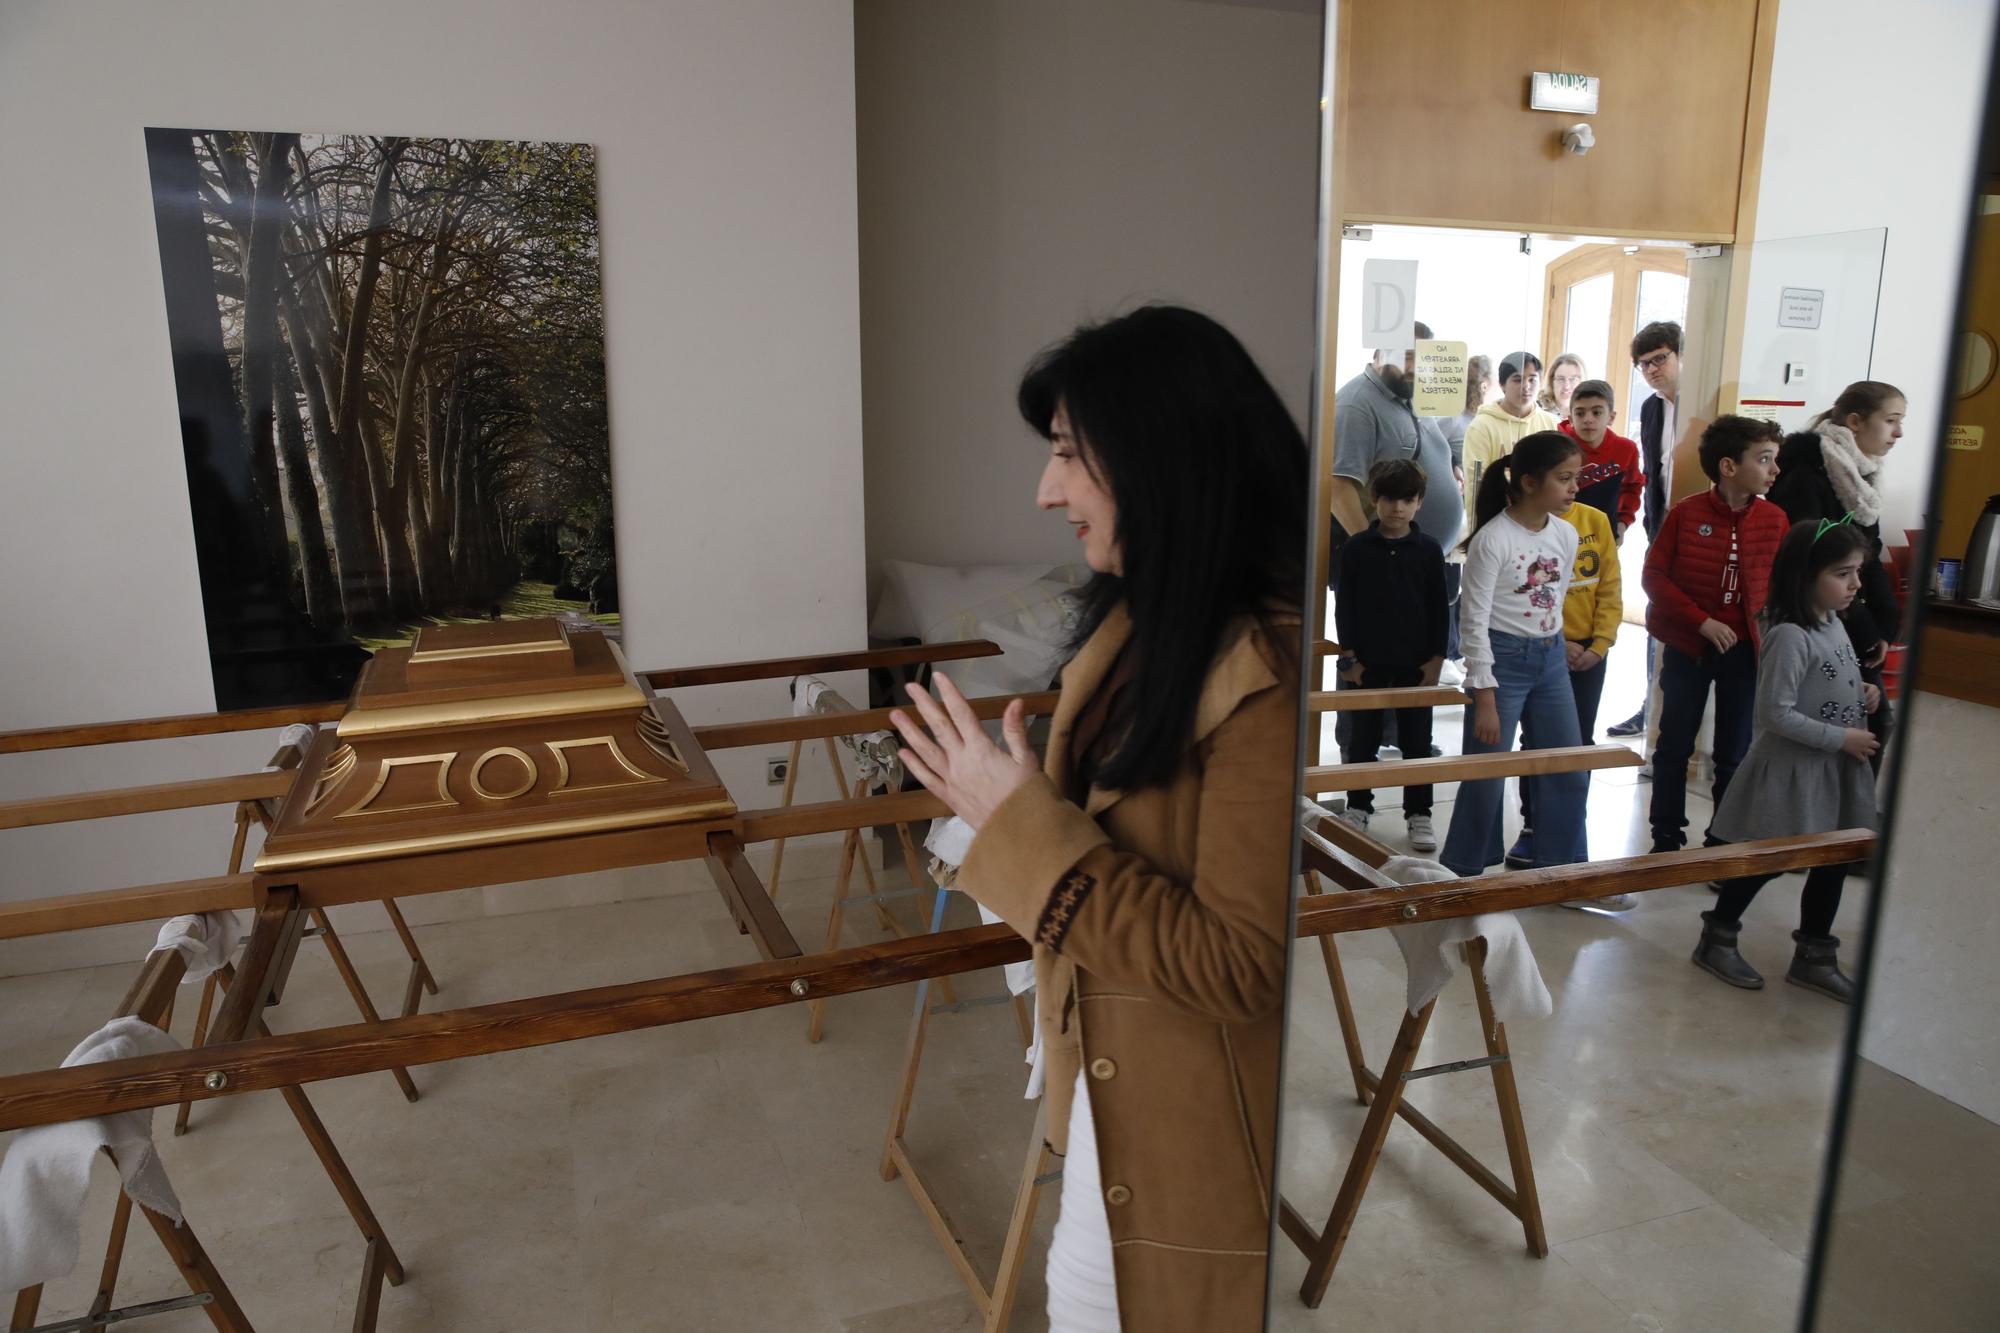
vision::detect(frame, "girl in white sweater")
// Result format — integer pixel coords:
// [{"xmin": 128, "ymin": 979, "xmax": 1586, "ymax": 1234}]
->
[{"xmin": 1440, "ymin": 432, "xmax": 1587, "ymax": 877}]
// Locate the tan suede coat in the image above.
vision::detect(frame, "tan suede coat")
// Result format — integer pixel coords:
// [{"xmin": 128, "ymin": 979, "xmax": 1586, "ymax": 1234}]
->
[{"xmin": 958, "ymin": 600, "xmax": 1301, "ymax": 1332}]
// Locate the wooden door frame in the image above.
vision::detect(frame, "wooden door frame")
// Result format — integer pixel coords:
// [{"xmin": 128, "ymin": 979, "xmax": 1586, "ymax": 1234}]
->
[{"xmin": 1544, "ymin": 244, "xmax": 1691, "ymax": 435}]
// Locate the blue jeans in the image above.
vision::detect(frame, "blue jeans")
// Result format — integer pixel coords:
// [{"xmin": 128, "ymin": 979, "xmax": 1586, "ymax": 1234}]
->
[
  {"xmin": 1649, "ymin": 641, "xmax": 1756, "ymax": 849},
  {"xmin": 1517, "ymin": 647, "xmax": 1608, "ymax": 834},
  {"xmin": 1442, "ymin": 632, "xmax": 1588, "ymax": 877}
]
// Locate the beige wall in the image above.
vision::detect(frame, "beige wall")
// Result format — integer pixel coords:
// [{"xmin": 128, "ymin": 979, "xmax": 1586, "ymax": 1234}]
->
[
  {"xmin": 855, "ymin": 0, "xmax": 1322, "ymax": 596},
  {"xmin": 0, "ymin": 0, "xmax": 868, "ymax": 971}
]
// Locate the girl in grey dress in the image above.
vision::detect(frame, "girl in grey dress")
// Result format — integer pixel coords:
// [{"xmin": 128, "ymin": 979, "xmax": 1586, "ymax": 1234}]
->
[{"xmin": 1692, "ymin": 521, "xmax": 1880, "ymax": 1001}]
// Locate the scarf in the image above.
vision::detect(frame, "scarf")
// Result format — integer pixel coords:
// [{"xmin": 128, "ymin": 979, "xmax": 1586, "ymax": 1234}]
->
[{"xmin": 1812, "ymin": 420, "xmax": 1882, "ymax": 528}]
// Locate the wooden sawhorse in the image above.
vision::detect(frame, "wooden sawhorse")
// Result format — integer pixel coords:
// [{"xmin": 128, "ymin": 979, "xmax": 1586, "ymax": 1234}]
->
[
  {"xmin": 1280, "ymin": 821, "xmax": 1548, "ymax": 1308},
  {"xmin": 10, "ymin": 944, "xmax": 404, "ymax": 1333},
  {"xmin": 176, "ymin": 736, "xmax": 439, "ymax": 1134},
  {"xmin": 879, "ymin": 876, "xmax": 1045, "ymax": 1332}
]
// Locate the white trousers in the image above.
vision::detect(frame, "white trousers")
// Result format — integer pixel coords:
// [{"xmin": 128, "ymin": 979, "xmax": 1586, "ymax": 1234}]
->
[{"xmin": 1045, "ymin": 1067, "xmax": 1123, "ymax": 1332}]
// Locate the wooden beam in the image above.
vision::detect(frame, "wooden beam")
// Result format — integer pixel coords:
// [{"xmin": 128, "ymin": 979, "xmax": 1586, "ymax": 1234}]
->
[
  {"xmin": 114, "ymin": 949, "xmax": 189, "ymax": 1028},
  {"xmin": 1305, "ymin": 744, "xmax": 1640, "ymax": 794},
  {"xmin": 1306, "ymin": 686, "xmax": 1467, "ymax": 713},
  {"xmin": 0, "ymin": 701, "xmax": 341, "ymax": 755},
  {"xmin": 0, "ymin": 874, "xmax": 257, "ymax": 941},
  {"xmin": 0, "ymin": 920, "xmax": 1030, "ymax": 1132},
  {"xmin": 0, "ymin": 770, "xmax": 294, "ymax": 831},
  {"xmin": 693, "ymin": 690, "xmax": 1059, "ymax": 751},
  {"xmin": 208, "ymin": 888, "xmax": 302, "ymax": 1045},
  {"xmin": 1294, "ymin": 831, "xmax": 1874, "ymax": 936},
  {"xmin": 643, "ymin": 639, "xmax": 1002, "ymax": 690},
  {"xmin": 738, "ymin": 789, "xmax": 947, "ymax": 844},
  {"xmin": 702, "ymin": 831, "xmax": 804, "ymax": 961},
  {"xmin": 0, "ymin": 832, "xmax": 1872, "ymax": 1133}
]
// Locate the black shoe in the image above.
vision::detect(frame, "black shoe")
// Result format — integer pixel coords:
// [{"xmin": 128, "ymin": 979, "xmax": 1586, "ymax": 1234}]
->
[
  {"xmin": 1607, "ymin": 711, "xmax": 1647, "ymax": 738},
  {"xmin": 1692, "ymin": 912, "xmax": 1764, "ymax": 989},
  {"xmin": 1649, "ymin": 837, "xmax": 1682, "ymax": 856},
  {"xmin": 1785, "ymin": 931, "xmax": 1856, "ymax": 1003}
]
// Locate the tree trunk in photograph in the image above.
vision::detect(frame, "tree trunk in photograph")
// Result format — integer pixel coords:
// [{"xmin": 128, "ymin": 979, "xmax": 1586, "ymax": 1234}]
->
[
  {"xmin": 142, "ymin": 129, "xmax": 270, "ymax": 602},
  {"xmin": 384, "ymin": 208, "xmax": 458, "ymax": 613},
  {"xmin": 279, "ymin": 294, "xmax": 384, "ymax": 626},
  {"xmin": 238, "ymin": 132, "xmax": 302, "ymax": 608},
  {"xmin": 336, "ymin": 139, "xmax": 412, "ymax": 625},
  {"xmin": 360, "ymin": 415, "xmax": 421, "ymax": 620},
  {"xmin": 272, "ymin": 342, "xmax": 339, "ymax": 626}
]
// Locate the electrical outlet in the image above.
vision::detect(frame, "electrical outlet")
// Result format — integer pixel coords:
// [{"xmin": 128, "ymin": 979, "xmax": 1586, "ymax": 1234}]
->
[{"xmin": 766, "ymin": 757, "xmax": 790, "ymax": 786}]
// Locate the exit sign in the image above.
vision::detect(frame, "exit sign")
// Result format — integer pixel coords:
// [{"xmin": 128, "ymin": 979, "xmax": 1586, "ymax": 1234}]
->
[{"xmin": 1530, "ymin": 71, "xmax": 1600, "ymax": 114}]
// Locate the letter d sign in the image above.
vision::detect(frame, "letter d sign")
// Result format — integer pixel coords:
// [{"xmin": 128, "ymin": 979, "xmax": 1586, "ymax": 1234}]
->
[{"xmin": 1361, "ymin": 259, "xmax": 1418, "ymax": 355}]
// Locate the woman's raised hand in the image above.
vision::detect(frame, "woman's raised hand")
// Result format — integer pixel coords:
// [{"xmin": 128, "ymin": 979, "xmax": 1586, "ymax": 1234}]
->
[{"xmin": 890, "ymin": 675, "xmax": 1039, "ymax": 831}]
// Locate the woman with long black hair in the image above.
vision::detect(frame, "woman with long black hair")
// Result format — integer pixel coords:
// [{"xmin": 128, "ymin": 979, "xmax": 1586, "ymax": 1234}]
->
[{"xmin": 889, "ymin": 304, "xmax": 1306, "ymax": 1333}]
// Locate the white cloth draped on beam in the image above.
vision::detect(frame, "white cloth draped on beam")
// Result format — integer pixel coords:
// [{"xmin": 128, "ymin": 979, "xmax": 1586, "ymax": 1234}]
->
[
  {"xmin": 1302, "ymin": 799, "xmax": 1551, "ymax": 1023},
  {"xmin": 0, "ymin": 1016, "xmax": 186, "ymax": 1292}
]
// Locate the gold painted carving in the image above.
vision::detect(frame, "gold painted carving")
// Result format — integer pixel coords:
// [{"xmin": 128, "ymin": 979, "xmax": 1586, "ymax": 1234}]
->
[
  {"xmin": 256, "ymin": 798, "xmax": 739, "ymax": 871},
  {"xmin": 337, "ymin": 752, "xmax": 460, "ymax": 819},
  {"xmin": 469, "ymin": 746, "xmax": 539, "ymax": 801},
  {"xmin": 304, "ymin": 744, "xmax": 360, "ymax": 816},
  {"xmin": 408, "ymin": 620, "xmax": 568, "ymax": 663},
  {"xmin": 546, "ymin": 735, "xmax": 666, "ymax": 795},
  {"xmin": 637, "ymin": 709, "xmax": 691, "ymax": 774}
]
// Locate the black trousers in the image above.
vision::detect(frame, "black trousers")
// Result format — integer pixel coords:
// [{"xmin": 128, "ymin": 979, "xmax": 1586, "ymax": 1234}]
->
[
  {"xmin": 1342, "ymin": 663, "xmax": 1435, "ymax": 815},
  {"xmin": 1712, "ymin": 863, "xmax": 1849, "ymax": 938}
]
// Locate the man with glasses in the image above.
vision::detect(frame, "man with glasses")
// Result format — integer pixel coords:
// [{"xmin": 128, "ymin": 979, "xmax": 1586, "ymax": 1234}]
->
[{"xmin": 1608, "ymin": 321, "xmax": 1683, "ymax": 742}]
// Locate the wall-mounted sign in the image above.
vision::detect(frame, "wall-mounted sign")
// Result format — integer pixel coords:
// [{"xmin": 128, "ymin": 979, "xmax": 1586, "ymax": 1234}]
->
[
  {"xmin": 1779, "ymin": 287, "xmax": 1825, "ymax": 329},
  {"xmin": 1737, "ymin": 398, "xmax": 1805, "ymax": 423},
  {"xmin": 1360, "ymin": 258, "xmax": 1418, "ymax": 353},
  {"xmin": 1413, "ymin": 340, "xmax": 1468, "ymax": 418},
  {"xmin": 1529, "ymin": 71, "xmax": 1600, "ymax": 115},
  {"xmin": 1948, "ymin": 424, "xmax": 1985, "ymax": 451}
]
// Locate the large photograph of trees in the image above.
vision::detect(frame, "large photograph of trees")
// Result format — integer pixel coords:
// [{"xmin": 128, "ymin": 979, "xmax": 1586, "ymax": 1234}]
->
[{"xmin": 144, "ymin": 128, "xmax": 618, "ymax": 710}]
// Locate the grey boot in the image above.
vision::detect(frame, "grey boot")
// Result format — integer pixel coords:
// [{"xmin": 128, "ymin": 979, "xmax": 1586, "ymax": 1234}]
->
[
  {"xmin": 1785, "ymin": 931, "xmax": 1856, "ymax": 1004},
  {"xmin": 1692, "ymin": 912, "xmax": 1764, "ymax": 989}
]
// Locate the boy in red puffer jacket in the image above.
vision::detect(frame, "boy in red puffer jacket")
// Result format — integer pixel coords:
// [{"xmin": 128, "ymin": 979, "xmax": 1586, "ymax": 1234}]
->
[{"xmin": 1643, "ymin": 415, "xmax": 1788, "ymax": 853}]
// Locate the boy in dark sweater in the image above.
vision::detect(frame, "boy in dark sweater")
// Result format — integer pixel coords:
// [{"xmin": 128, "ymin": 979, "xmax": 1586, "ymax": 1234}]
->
[
  {"xmin": 1335, "ymin": 459, "xmax": 1449, "ymax": 852},
  {"xmin": 1642, "ymin": 415, "xmax": 1789, "ymax": 853}
]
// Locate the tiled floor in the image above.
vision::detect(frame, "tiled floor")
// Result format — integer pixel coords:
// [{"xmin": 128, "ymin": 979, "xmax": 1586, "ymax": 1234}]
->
[{"xmin": 4, "ymin": 625, "xmax": 1977, "ymax": 1330}]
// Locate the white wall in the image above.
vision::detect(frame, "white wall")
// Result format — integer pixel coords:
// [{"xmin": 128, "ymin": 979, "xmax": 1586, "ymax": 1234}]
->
[
  {"xmin": 1750, "ymin": 0, "xmax": 1997, "ymax": 1124},
  {"xmin": 0, "ymin": 0, "xmax": 869, "ymax": 972},
  {"xmin": 855, "ymin": 0, "xmax": 1322, "ymax": 595},
  {"xmin": 1333, "ymin": 226, "xmax": 1588, "ymax": 389},
  {"xmin": 1862, "ymin": 693, "xmax": 2000, "ymax": 1123},
  {"xmin": 1750, "ymin": 0, "xmax": 1996, "ymax": 538}
]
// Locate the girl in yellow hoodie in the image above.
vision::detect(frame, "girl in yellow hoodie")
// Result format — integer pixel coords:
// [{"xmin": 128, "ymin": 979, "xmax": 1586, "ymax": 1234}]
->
[
  {"xmin": 1462, "ymin": 350, "xmax": 1560, "ymax": 534},
  {"xmin": 1505, "ymin": 497, "xmax": 1626, "ymax": 909}
]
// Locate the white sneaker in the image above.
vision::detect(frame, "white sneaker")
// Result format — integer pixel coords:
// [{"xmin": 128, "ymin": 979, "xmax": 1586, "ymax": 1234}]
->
[
  {"xmin": 1407, "ymin": 814, "xmax": 1438, "ymax": 853},
  {"xmin": 1438, "ymin": 658, "xmax": 1466, "ymax": 687},
  {"xmin": 1336, "ymin": 807, "xmax": 1371, "ymax": 832}
]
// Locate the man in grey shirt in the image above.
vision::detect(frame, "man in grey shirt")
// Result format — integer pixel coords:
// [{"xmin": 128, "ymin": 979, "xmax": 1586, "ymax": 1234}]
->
[
  {"xmin": 1328, "ymin": 322, "xmax": 1465, "ymax": 751},
  {"xmin": 1330, "ymin": 327, "xmax": 1464, "ymax": 560}
]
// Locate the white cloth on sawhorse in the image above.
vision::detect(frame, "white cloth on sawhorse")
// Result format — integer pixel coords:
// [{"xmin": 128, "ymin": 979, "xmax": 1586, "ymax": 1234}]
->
[
  {"xmin": 1300, "ymin": 802, "xmax": 1550, "ymax": 1024},
  {"xmin": 0, "ymin": 1017, "xmax": 186, "ymax": 1292}
]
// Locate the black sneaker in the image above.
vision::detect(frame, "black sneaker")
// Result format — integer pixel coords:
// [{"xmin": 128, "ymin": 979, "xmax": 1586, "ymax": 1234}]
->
[{"xmin": 1607, "ymin": 712, "xmax": 1647, "ymax": 738}]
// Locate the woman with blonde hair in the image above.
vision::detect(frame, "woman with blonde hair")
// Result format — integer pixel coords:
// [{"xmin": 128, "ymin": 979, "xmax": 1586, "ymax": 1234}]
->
[{"xmin": 1540, "ymin": 351, "xmax": 1586, "ymax": 418}]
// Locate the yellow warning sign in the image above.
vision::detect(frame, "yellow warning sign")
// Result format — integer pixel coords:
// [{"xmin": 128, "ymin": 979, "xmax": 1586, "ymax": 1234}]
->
[
  {"xmin": 1949, "ymin": 424, "xmax": 1985, "ymax": 451},
  {"xmin": 1414, "ymin": 340, "xmax": 1468, "ymax": 419}
]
